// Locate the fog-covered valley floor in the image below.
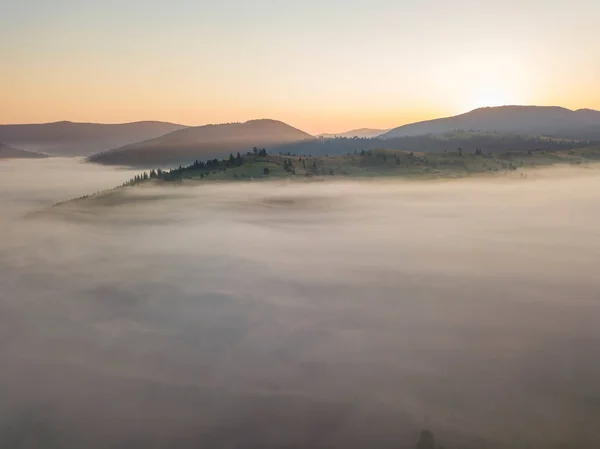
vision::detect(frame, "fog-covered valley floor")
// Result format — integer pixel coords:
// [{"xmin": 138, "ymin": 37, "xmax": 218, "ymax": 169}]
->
[{"xmin": 1, "ymin": 159, "xmax": 600, "ymax": 449}]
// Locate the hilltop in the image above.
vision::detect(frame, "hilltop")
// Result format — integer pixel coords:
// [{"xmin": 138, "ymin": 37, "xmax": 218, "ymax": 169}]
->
[
  {"xmin": 381, "ymin": 106, "xmax": 600, "ymax": 140},
  {"xmin": 0, "ymin": 121, "xmax": 187, "ymax": 157},
  {"xmin": 88, "ymin": 119, "xmax": 313, "ymax": 167},
  {"xmin": 0, "ymin": 142, "xmax": 48, "ymax": 159}
]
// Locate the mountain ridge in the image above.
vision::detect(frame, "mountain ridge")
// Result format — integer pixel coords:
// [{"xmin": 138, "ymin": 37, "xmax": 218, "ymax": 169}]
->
[
  {"xmin": 0, "ymin": 121, "xmax": 188, "ymax": 157},
  {"xmin": 88, "ymin": 119, "xmax": 314, "ymax": 167},
  {"xmin": 381, "ymin": 105, "xmax": 600, "ymax": 139},
  {"xmin": 318, "ymin": 128, "xmax": 389, "ymax": 139}
]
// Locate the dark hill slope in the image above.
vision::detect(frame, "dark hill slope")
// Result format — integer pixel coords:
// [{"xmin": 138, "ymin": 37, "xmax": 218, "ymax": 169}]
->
[
  {"xmin": 88, "ymin": 119, "xmax": 313, "ymax": 167},
  {"xmin": 0, "ymin": 142, "xmax": 48, "ymax": 159}
]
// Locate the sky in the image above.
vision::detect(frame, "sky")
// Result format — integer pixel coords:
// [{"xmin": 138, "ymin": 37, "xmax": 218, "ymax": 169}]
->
[{"xmin": 1, "ymin": 0, "xmax": 599, "ymax": 134}]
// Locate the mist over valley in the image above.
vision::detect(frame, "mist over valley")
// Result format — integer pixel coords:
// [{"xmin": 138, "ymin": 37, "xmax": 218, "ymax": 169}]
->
[{"xmin": 2, "ymin": 158, "xmax": 600, "ymax": 448}]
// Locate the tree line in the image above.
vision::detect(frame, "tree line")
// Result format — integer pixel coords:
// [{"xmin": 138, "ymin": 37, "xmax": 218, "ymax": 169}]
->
[
  {"xmin": 271, "ymin": 134, "xmax": 595, "ymax": 157},
  {"xmin": 121, "ymin": 147, "xmax": 269, "ymax": 186}
]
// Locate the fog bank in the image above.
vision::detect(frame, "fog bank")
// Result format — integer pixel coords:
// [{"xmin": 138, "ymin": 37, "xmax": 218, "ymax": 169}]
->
[{"xmin": 1, "ymin": 159, "xmax": 600, "ymax": 448}]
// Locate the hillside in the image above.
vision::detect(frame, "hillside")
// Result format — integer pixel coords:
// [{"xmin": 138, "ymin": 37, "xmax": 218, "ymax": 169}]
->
[
  {"xmin": 272, "ymin": 131, "xmax": 592, "ymax": 157},
  {"xmin": 381, "ymin": 106, "xmax": 600, "ymax": 139},
  {"xmin": 318, "ymin": 128, "xmax": 389, "ymax": 139},
  {"xmin": 59, "ymin": 145, "xmax": 600, "ymax": 208},
  {"xmin": 0, "ymin": 142, "xmax": 48, "ymax": 159},
  {"xmin": 88, "ymin": 119, "xmax": 313, "ymax": 167},
  {"xmin": 130, "ymin": 146, "xmax": 600, "ymax": 182},
  {"xmin": 0, "ymin": 121, "xmax": 187, "ymax": 157}
]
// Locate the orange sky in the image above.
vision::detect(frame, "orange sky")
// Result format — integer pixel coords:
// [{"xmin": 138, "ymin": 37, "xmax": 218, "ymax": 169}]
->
[{"xmin": 2, "ymin": 0, "xmax": 599, "ymax": 134}]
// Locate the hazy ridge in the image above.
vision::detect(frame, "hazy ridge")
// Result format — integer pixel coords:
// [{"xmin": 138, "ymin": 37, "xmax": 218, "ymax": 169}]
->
[
  {"xmin": 88, "ymin": 119, "xmax": 313, "ymax": 167},
  {"xmin": 318, "ymin": 128, "xmax": 390, "ymax": 139},
  {"xmin": 0, "ymin": 142, "xmax": 48, "ymax": 159},
  {"xmin": 381, "ymin": 106, "xmax": 600, "ymax": 139},
  {"xmin": 85, "ymin": 106, "xmax": 600, "ymax": 168},
  {"xmin": 0, "ymin": 121, "xmax": 187, "ymax": 157},
  {"xmin": 5, "ymin": 106, "xmax": 600, "ymax": 168}
]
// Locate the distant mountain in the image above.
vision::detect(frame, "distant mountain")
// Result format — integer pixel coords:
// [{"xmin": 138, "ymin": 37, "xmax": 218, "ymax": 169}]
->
[
  {"xmin": 0, "ymin": 121, "xmax": 187, "ymax": 157},
  {"xmin": 88, "ymin": 119, "xmax": 314, "ymax": 167},
  {"xmin": 318, "ymin": 128, "xmax": 389, "ymax": 139},
  {"xmin": 0, "ymin": 142, "xmax": 48, "ymax": 159},
  {"xmin": 381, "ymin": 106, "xmax": 600, "ymax": 140}
]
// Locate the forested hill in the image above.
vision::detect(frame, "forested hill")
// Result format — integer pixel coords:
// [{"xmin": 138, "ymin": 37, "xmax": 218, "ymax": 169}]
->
[
  {"xmin": 272, "ymin": 133, "xmax": 595, "ymax": 158},
  {"xmin": 57, "ymin": 145, "xmax": 600, "ymax": 206},
  {"xmin": 86, "ymin": 131, "xmax": 596, "ymax": 170}
]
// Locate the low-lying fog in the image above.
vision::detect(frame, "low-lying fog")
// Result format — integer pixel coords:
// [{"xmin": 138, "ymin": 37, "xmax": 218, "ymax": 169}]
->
[{"xmin": 2, "ymin": 158, "xmax": 600, "ymax": 449}]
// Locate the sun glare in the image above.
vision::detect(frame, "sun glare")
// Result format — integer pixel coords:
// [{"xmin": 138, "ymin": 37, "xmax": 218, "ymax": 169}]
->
[
  {"xmin": 465, "ymin": 86, "xmax": 520, "ymax": 111},
  {"xmin": 453, "ymin": 57, "xmax": 529, "ymax": 112},
  {"xmin": 475, "ymin": 91, "xmax": 511, "ymax": 108}
]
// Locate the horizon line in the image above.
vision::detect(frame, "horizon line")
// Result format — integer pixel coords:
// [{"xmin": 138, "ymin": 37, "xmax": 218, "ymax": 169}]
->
[{"xmin": 1, "ymin": 104, "xmax": 598, "ymax": 131}]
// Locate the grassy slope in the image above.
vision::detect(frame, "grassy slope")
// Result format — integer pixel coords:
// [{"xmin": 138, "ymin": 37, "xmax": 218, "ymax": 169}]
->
[
  {"xmin": 155, "ymin": 147, "xmax": 600, "ymax": 182},
  {"xmin": 55, "ymin": 146, "xmax": 600, "ymax": 207}
]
